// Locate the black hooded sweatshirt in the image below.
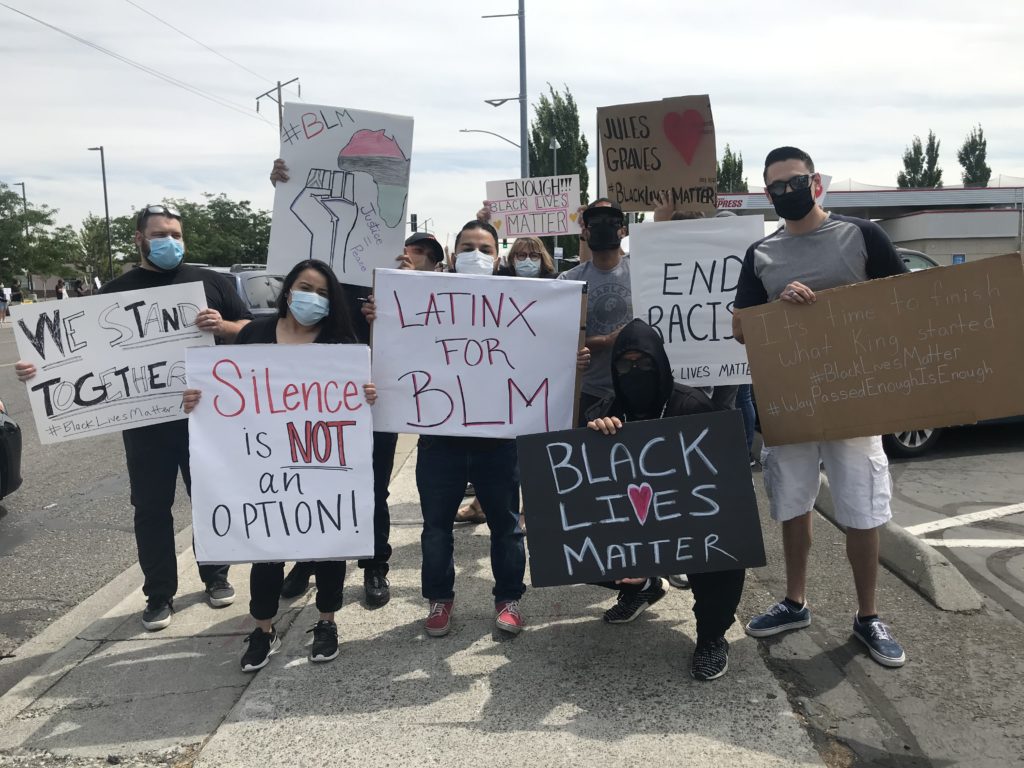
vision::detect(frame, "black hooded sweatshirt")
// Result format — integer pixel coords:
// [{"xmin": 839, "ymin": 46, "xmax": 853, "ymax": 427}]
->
[{"xmin": 604, "ymin": 319, "xmax": 720, "ymax": 422}]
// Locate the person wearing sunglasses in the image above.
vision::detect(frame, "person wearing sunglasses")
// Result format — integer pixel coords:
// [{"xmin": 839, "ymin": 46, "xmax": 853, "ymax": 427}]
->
[
  {"xmin": 586, "ymin": 319, "xmax": 746, "ymax": 681},
  {"xmin": 732, "ymin": 146, "xmax": 909, "ymax": 669},
  {"xmin": 16, "ymin": 203, "xmax": 253, "ymax": 631},
  {"xmin": 558, "ymin": 199, "xmax": 632, "ymax": 426}
]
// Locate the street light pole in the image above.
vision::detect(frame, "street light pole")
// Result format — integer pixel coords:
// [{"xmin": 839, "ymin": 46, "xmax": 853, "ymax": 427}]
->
[
  {"xmin": 13, "ymin": 182, "xmax": 31, "ymax": 291},
  {"xmin": 459, "ymin": 128, "xmax": 520, "ymax": 149},
  {"xmin": 88, "ymin": 146, "xmax": 115, "ymax": 282},
  {"xmin": 483, "ymin": 1, "xmax": 529, "ymax": 178},
  {"xmin": 549, "ymin": 137, "xmax": 561, "ymax": 257}
]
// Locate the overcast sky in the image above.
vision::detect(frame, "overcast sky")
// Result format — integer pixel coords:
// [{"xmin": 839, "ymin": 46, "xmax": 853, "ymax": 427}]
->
[{"xmin": 4, "ymin": 0, "xmax": 1023, "ymax": 250}]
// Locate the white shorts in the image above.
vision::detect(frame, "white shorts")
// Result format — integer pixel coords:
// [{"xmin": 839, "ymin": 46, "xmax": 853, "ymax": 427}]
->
[{"xmin": 760, "ymin": 436, "xmax": 892, "ymax": 530}]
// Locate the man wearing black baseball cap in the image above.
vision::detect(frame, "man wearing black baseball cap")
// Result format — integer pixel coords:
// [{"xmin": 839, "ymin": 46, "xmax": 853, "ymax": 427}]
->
[{"xmin": 401, "ymin": 232, "xmax": 444, "ymax": 271}]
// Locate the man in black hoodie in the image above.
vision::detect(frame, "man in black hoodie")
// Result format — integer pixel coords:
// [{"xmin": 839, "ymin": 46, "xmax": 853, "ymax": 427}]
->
[{"xmin": 587, "ymin": 319, "xmax": 746, "ymax": 680}]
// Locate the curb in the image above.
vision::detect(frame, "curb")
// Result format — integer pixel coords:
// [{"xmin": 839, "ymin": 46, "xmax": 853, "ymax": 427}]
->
[{"xmin": 815, "ymin": 473, "xmax": 982, "ymax": 613}]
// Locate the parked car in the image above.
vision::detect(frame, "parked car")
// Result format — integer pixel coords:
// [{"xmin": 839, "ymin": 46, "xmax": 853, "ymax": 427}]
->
[
  {"xmin": 0, "ymin": 400, "xmax": 23, "ymax": 500},
  {"xmin": 896, "ymin": 247, "xmax": 939, "ymax": 272},
  {"xmin": 224, "ymin": 269, "xmax": 284, "ymax": 317}
]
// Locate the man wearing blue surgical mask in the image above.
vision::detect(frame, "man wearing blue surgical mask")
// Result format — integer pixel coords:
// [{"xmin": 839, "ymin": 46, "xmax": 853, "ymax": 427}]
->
[{"xmin": 17, "ymin": 204, "xmax": 253, "ymax": 631}]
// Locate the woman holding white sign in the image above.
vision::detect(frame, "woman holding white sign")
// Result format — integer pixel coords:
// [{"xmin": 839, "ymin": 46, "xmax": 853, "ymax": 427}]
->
[{"xmin": 184, "ymin": 259, "xmax": 377, "ymax": 671}]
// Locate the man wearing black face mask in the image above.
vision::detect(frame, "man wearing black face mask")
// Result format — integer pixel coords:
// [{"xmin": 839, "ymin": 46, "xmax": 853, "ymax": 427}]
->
[
  {"xmin": 558, "ymin": 200, "xmax": 632, "ymax": 425},
  {"xmin": 586, "ymin": 319, "xmax": 747, "ymax": 681},
  {"xmin": 732, "ymin": 147, "xmax": 909, "ymax": 669},
  {"xmin": 15, "ymin": 204, "xmax": 253, "ymax": 631}
]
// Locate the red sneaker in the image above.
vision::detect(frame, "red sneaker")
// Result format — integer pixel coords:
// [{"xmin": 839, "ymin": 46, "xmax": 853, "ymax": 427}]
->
[
  {"xmin": 495, "ymin": 600, "xmax": 524, "ymax": 634},
  {"xmin": 425, "ymin": 601, "xmax": 453, "ymax": 637}
]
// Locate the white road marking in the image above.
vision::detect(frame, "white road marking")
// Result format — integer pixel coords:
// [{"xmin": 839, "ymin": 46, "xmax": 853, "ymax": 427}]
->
[
  {"xmin": 903, "ymin": 503, "xmax": 1024, "ymax": 536},
  {"xmin": 922, "ymin": 539, "xmax": 1024, "ymax": 549}
]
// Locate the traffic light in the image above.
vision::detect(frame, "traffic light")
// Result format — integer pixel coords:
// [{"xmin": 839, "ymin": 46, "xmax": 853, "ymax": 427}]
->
[
  {"xmin": 502, "ymin": 238, "xmax": 508, "ymax": 248},
  {"xmin": 410, "ymin": 213, "xmax": 418, "ymax": 232}
]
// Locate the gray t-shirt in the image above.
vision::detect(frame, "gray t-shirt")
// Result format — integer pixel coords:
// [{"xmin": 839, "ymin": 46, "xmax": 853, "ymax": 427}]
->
[
  {"xmin": 559, "ymin": 257, "xmax": 632, "ymax": 397},
  {"xmin": 734, "ymin": 214, "xmax": 907, "ymax": 309}
]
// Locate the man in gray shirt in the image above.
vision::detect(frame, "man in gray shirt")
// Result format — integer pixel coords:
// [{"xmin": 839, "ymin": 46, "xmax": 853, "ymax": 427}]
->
[
  {"xmin": 558, "ymin": 200, "xmax": 632, "ymax": 425},
  {"xmin": 733, "ymin": 146, "xmax": 908, "ymax": 669}
]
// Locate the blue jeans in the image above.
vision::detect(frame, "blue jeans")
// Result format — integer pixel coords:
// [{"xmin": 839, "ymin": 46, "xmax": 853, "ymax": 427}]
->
[
  {"xmin": 416, "ymin": 436, "xmax": 525, "ymax": 604},
  {"xmin": 736, "ymin": 384, "xmax": 755, "ymax": 456}
]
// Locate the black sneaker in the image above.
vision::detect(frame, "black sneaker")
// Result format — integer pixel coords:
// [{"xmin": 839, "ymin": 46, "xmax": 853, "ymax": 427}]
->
[
  {"xmin": 241, "ymin": 627, "xmax": 281, "ymax": 672},
  {"xmin": 205, "ymin": 580, "xmax": 236, "ymax": 608},
  {"xmin": 691, "ymin": 636, "xmax": 730, "ymax": 680},
  {"xmin": 280, "ymin": 564, "xmax": 312, "ymax": 599},
  {"xmin": 603, "ymin": 578, "xmax": 666, "ymax": 624},
  {"xmin": 308, "ymin": 620, "xmax": 339, "ymax": 662},
  {"xmin": 141, "ymin": 597, "xmax": 173, "ymax": 631},
  {"xmin": 667, "ymin": 574, "xmax": 690, "ymax": 590},
  {"xmin": 364, "ymin": 566, "xmax": 391, "ymax": 607}
]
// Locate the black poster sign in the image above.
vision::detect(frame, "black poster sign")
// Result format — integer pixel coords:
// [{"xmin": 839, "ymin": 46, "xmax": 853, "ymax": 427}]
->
[{"xmin": 517, "ymin": 410, "xmax": 765, "ymax": 587}]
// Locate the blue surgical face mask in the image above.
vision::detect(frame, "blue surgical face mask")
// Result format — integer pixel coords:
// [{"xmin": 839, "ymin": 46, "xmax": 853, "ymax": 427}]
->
[
  {"xmin": 513, "ymin": 258, "xmax": 542, "ymax": 278},
  {"xmin": 146, "ymin": 237, "xmax": 184, "ymax": 271},
  {"xmin": 455, "ymin": 250, "xmax": 494, "ymax": 275},
  {"xmin": 289, "ymin": 290, "xmax": 330, "ymax": 326}
]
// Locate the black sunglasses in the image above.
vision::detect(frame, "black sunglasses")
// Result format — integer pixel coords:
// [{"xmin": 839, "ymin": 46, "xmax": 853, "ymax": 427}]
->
[
  {"xmin": 137, "ymin": 203, "xmax": 182, "ymax": 225},
  {"xmin": 765, "ymin": 174, "xmax": 814, "ymax": 198},
  {"xmin": 614, "ymin": 356, "xmax": 655, "ymax": 375}
]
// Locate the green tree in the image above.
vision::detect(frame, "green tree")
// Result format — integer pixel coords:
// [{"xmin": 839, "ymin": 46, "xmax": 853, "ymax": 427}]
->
[
  {"xmin": 527, "ymin": 84, "xmax": 589, "ymax": 262},
  {"xmin": 897, "ymin": 130, "xmax": 943, "ymax": 188},
  {"xmin": 717, "ymin": 144, "xmax": 748, "ymax": 193},
  {"xmin": 158, "ymin": 194, "xmax": 271, "ymax": 266},
  {"xmin": 0, "ymin": 183, "xmax": 82, "ymax": 288},
  {"xmin": 957, "ymin": 124, "xmax": 991, "ymax": 187}
]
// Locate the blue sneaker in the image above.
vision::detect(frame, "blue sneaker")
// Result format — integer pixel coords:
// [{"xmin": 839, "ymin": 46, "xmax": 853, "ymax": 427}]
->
[
  {"xmin": 852, "ymin": 615, "xmax": 906, "ymax": 668},
  {"xmin": 745, "ymin": 600, "xmax": 811, "ymax": 637}
]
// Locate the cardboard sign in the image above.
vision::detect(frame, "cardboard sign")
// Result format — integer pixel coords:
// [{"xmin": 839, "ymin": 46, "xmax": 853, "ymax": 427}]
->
[
  {"xmin": 737, "ymin": 254, "xmax": 1024, "ymax": 446},
  {"xmin": 596, "ymin": 95, "xmax": 717, "ymax": 215},
  {"xmin": 188, "ymin": 344, "xmax": 375, "ymax": 564},
  {"xmin": 630, "ymin": 216, "xmax": 765, "ymax": 386},
  {"xmin": 370, "ymin": 269, "xmax": 585, "ymax": 437},
  {"xmin": 517, "ymin": 411, "xmax": 764, "ymax": 587},
  {"xmin": 267, "ymin": 102, "xmax": 414, "ymax": 288},
  {"xmin": 485, "ymin": 175, "xmax": 582, "ymax": 237},
  {"xmin": 11, "ymin": 283, "xmax": 212, "ymax": 443}
]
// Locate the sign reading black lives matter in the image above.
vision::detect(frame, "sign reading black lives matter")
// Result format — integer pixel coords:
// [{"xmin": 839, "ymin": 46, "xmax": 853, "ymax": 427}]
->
[
  {"xmin": 517, "ymin": 411, "xmax": 765, "ymax": 587},
  {"xmin": 188, "ymin": 344, "xmax": 374, "ymax": 565},
  {"xmin": 631, "ymin": 216, "xmax": 766, "ymax": 386},
  {"xmin": 11, "ymin": 283, "xmax": 212, "ymax": 443}
]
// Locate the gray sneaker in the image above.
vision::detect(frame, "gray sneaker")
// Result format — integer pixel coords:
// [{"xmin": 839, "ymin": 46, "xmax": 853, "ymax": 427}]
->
[
  {"xmin": 142, "ymin": 598, "xmax": 173, "ymax": 631},
  {"xmin": 745, "ymin": 600, "xmax": 811, "ymax": 637},
  {"xmin": 205, "ymin": 580, "xmax": 236, "ymax": 608}
]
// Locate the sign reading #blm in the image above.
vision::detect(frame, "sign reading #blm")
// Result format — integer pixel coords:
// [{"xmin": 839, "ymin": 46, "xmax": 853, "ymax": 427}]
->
[
  {"xmin": 187, "ymin": 344, "xmax": 375, "ymax": 565},
  {"xmin": 596, "ymin": 95, "xmax": 717, "ymax": 215},
  {"xmin": 11, "ymin": 283, "xmax": 212, "ymax": 443},
  {"xmin": 371, "ymin": 269, "xmax": 585, "ymax": 438},
  {"xmin": 737, "ymin": 254, "xmax": 1024, "ymax": 446},
  {"xmin": 517, "ymin": 411, "xmax": 764, "ymax": 588}
]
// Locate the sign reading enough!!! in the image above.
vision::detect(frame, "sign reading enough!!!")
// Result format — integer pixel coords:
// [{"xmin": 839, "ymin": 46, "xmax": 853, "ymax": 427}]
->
[{"xmin": 517, "ymin": 411, "xmax": 764, "ymax": 588}]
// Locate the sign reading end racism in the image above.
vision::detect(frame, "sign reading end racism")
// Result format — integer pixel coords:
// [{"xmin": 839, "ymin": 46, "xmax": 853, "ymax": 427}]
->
[
  {"xmin": 517, "ymin": 411, "xmax": 765, "ymax": 588},
  {"xmin": 737, "ymin": 254, "xmax": 1024, "ymax": 446},
  {"xmin": 188, "ymin": 344, "xmax": 375, "ymax": 565},
  {"xmin": 597, "ymin": 95, "xmax": 717, "ymax": 215},
  {"xmin": 485, "ymin": 175, "xmax": 581, "ymax": 238}
]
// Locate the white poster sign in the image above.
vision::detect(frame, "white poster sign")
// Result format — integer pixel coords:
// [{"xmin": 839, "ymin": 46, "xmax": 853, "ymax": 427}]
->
[
  {"xmin": 267, "ymin": 102, "xmax": 414, "ymax": 288},
  {"xmin": 188, "ymin": 344, "xmax": 375, "ymax": 565},
  {"xmin": 11, "ymin": 283, "xmax": 212, "ymax": 443},
  {"xmin": 630, "ymin": 216, "xmax": 765, "ymax": 386},
  {"xmin": 371, "ymin": 269, "xmax": 584, "ymax": 437},
  {"xmin": 485, "ymin": 175, "xmax": 582, "ymax": 238}
]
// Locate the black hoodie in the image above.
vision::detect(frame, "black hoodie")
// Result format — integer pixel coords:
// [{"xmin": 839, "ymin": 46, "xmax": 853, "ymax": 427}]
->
[{"xmin": 602, "ymin": 318, "xmax": 719, "ymax": 421}]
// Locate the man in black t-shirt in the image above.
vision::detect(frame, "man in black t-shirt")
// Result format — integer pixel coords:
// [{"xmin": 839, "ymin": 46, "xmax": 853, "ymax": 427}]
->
[{"xmin": 17, "ymin": 204, "xmax": 252, "ymax": 631}]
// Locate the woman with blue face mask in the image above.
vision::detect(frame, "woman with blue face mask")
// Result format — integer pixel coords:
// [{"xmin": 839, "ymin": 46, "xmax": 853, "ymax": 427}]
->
[{"xmin": 183, "ymin": 259, "xmax": 377, "ymax": 672}]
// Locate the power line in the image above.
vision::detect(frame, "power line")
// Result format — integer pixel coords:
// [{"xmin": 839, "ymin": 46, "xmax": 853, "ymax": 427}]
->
[
  {"xmin": 124, "ymin": 0, "xmax": 276, "ymax": 87},
  {"xmin": 0, "ymin": 2, "xmax": 275, "ymax": 127}
]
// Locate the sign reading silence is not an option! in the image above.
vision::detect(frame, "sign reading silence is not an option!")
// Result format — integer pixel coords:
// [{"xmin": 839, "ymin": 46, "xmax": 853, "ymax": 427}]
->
[
  {"xmin": 187, "ymin": 344, "xmax": 375, "ymax": 565},
  {"xmin": 517, "ymin": 411, "xmax": 765, "ymax": 588}
]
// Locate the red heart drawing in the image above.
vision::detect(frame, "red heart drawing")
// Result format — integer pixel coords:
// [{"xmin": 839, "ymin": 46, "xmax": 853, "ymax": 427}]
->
[
  {"xmin": 627, "ymin": 482, "xmax": 654, "ymax": 526},
  {"xmin": 663, "ymin": 109, "xmax": 705, "ymax": 165}
]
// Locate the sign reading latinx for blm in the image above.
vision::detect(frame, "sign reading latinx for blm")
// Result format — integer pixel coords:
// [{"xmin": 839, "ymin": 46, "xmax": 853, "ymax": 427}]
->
[{"xmin": 517, "ymin": 411, "xmax": 765, "ymax": 588}]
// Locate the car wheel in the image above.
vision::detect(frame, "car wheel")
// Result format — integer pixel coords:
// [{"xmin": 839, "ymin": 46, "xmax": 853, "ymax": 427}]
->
[{"xmin": 883, "ymin": 428, "xmax": 943, "ymax": 458}]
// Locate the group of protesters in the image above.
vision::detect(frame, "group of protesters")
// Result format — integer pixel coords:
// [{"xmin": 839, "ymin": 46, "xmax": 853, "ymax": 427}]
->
[{"xmin": 15, "ymin": 144, "xmax": 908, "ymax": 680}]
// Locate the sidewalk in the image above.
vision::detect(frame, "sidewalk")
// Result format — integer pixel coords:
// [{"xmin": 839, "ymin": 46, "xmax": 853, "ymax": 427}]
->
[{"xmin": 0, "ymin": 437, "xmax": 822, "ymax": 768}]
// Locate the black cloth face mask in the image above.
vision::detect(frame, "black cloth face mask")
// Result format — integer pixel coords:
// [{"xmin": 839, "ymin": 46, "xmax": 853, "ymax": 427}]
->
[
  {"xmin": 770, "ymin": 186, "xmax": 815, "ymax": 221},
  {"xmin": 618, "ymin": 370, "xmax": 661, "ymax": 419},
  {"xmin": 586, "ymin": 221, "xmax": 623, "ymax": 251}
]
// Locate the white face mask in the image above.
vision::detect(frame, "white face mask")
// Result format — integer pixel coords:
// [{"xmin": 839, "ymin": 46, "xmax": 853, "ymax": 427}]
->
[
  {"xmin": 455, "ymin": 250, "xmax": 494, "ymax": 275},
  {"xmin": 513, "ymin": 258, "xmax": 542, "ymax": 278}
]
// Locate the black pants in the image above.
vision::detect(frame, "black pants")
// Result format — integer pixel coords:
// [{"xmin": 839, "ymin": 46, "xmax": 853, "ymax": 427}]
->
[
  {"xmin": 599, "ymin": 569, "xmax": 746, "ymax": 640},
  {"xmin": 249, "ymin": 561, "xmax": 346, "ymax": 620},
  {"xmin": 122, "ymin": 420, "xmax": 229, "ymax": 601}
]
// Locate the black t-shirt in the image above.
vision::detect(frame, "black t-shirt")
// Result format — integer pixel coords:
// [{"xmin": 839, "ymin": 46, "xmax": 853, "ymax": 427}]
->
[
  {"xmin": 235, "ymin": 314, "xmax": 339, "ymax": 345},
  {"xmin": 341, "ymin": 283, "xmax": 371, "ymax": 344},
  {"xmin": 101, "ymin": 264, "xmax": 253, "ymax": 323}
]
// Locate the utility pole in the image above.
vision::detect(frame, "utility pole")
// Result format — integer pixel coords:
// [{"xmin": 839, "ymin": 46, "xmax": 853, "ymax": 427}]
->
[
  {"xmin": 256, "ymin": 78, "xmax": 301, "ymax": 131},
  {"xmin": 13, "ymin": 182, "xmax": 31, "ymax": 290},
  {"xmin": 550, "ymin": 137, "xmax": 560, "ymax": 257},
  {"xmin": 483, "ymin": 1, "xmax": 529, "ymax": 178},
  {"xmin": 88, "ymin": 147, "xmax": 114, "ymax": 281}
]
